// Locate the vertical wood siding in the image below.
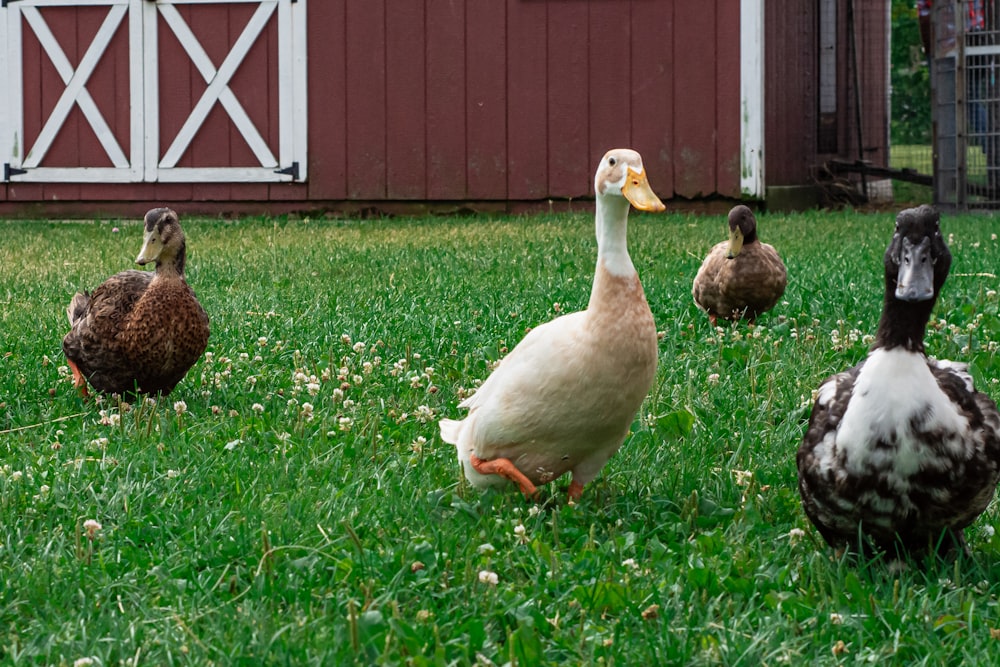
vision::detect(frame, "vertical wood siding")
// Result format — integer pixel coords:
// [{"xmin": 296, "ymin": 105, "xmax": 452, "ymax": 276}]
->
[{"xmin": 0, "ymin": 0, "xmax": 889, "ymax": 211}]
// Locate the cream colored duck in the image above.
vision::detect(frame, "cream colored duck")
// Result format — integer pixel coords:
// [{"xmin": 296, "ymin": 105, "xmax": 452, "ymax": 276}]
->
[
  {"xmin": 63, "ymin": 208, "xmax": 210, "ymax": 397},
  {"xmin": 692, "ymin": 205, "xmax": 786, "ymax": 326},
  {"xmin": 439, "ymin": 148, "xmax": 665, "ymax": 500}
]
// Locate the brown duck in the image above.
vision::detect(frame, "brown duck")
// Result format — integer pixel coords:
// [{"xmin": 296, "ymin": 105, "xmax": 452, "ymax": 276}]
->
[
  {"xmin": 692, "ymin": 205, "xmax": 787, "ymax": 326},
  {"xmin": 63, "ymin": 208, "xmax": 210, "ymax": 397}
]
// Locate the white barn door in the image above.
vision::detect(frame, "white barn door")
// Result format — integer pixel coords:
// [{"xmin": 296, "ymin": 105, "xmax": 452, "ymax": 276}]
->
[{"xmin": 0, "ymin": 0, "xmax": 306, "ymax": 183}]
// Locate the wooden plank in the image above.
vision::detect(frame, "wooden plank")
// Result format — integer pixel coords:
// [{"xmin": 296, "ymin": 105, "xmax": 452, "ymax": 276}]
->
[
  {"xmin": 715, "ymin": 0, "xmax": 741, "ymax": 197},
  {"xmin": 546, "ymin": 0, "xmax": 589, "ymax": 198},
  {"xmin": 305, "ymin": 0, "xmax": 346, "ymax": 199},
  {"xmin": 764, "ymin": 1, "xmax": 816, "ymax": 186},
  {"xmin": 344, "ymin": 0, "xmax": 386, "ymax": 199},
  {"xmin": 426, "ymin": 0, "xmax": 466, "ymax": 199},
  {"xmin": 588, "ymin": 2, "xmax": 632, "ymax": 158},
  {"xmin": 673, "ymin": 1, "xmax": 717, "ymax": 198},
  {"xmin": 506, "ymin": 0, "xmax": 547, "ymax": 199},
  {"xmin": 155, "ymin": 3, "xmax": 194, "ymax": 198},
  {"xmin": 466, "ymin": 0, "xmax": 507, "ymax": 199},
  {"xmin": 385, "ymin": 1, "xmax": 426, "ymax": 199},
  {"xmin": 630, "ymin": 0, "xmax": 674, "ymax": 198}
]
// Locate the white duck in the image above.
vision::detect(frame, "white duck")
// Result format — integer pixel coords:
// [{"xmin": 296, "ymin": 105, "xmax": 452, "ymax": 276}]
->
[
  {"xmin": 439, "ymin": 148, "xmax": 665, "ymax": 500},
  {"xmin": 797, "ymin": 205, "xmax": 1000, "ymax": 558}
]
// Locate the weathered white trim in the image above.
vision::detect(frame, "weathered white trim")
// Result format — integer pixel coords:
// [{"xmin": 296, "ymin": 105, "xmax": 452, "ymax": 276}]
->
[{"xmin": 740, "ymin": 0, "xmax": 765, "ymax": 199}]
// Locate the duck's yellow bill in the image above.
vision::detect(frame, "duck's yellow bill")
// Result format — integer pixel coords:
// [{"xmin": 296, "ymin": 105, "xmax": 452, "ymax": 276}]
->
[{"xmin": 622, "ymin": 167, "xmax": 666, "ymax": 212}]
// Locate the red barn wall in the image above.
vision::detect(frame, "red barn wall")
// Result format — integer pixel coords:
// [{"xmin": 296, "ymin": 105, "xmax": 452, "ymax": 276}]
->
[{"xmin": 1, "ymin": 0, "xmax": 890, "ymax": 216}]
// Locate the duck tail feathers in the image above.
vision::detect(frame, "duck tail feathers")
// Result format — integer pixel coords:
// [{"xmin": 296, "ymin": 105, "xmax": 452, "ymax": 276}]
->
[
  {"xmin": 67, "ymin": 291, "xmax": 91, "ymax": 326},
  {"xmin": 439, "ymin": 418, "xmax": 463, "ymax": 445}
]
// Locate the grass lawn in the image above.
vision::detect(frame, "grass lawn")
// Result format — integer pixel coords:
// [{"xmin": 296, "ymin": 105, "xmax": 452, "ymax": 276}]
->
[{"xmin": 1, "ymin": 207, "xmax": 1000, "ymax": 665}]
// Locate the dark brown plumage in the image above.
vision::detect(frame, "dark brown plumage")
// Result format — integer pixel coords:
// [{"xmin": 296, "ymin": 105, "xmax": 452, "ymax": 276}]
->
[
  {"xmin": 62, "ymin": 208, "xmax": 210, "ymax": 397},
  {"xmin": 692, "ymin": 205, "xmax": 787, "ymax": 326},
  {"xmin": 797, "ymin": 205, "xmax": 1000, "ymax": 559}
]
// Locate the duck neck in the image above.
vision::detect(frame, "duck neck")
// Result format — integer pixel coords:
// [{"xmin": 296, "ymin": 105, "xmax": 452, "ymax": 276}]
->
[
  {"xmin": 590, "ymin": 196, "xmax": 636, "ymax": 308},
  {"xmin": 155, "ymin": 242, "xmax": 187, "ymax": 279},
  {"xmin": 871, "ymin": 288, "xmax": 935, "ymax": 354}
]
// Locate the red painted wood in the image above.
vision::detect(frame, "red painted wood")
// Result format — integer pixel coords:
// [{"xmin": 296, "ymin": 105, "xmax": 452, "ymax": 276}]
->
[
  {"xmin": 305, "ymin": 0, "xmax": 347, "ymax": 200},
  {"xmin": 506, "ymin": 0, "xmax": 547, "ymax": 200},
  {"xmin": 588, "ymin": 2, "xmax": 632, "ymax": 161},
  {"xmin": 386, "ymin": 2, "xmax": 427, "ymax": 199},
  {"xmin": 546, "ymin": 1, "xmax": 589, "ymax": 198},
  {"xmin": 228, "ymin": 4, "xmax": 280, "ymax": 167},
  {"xmin": 630, "ymin": 0, "xmax": 674, "ymax": 198},
  {"xmin": 426, "ymin": 0, "xmax": 467, "ymax": 199},
  {"xmin": 155, "ymin": 4, "xmax": 194, "ymax": 199},
  {"xmin": 466, "ymin": 0, "xmax": 507, "ymax": 199},
  {"xmin": 344, "ymin": 0, "xmax": 386, "ymax": 199},
  {"xmin": 715, "ymin": 0, "xmax": 741, "ymax": 198},
  {"xmin": 673, "ymin": 2, "xmax": 717, "ymax": 198},
  {"xmin": 765, "ymin": 2, "xmax": 816, "ymax": 186}
]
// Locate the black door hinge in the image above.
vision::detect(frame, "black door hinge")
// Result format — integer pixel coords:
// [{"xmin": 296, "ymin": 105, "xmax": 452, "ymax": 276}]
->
[
  {"xmin": 3, "ymin": 164, "xmax": 27, "ymax": 181},
  {"xmin": 275, "ymin": 162, "xmax": 299, "ymax": 180}
]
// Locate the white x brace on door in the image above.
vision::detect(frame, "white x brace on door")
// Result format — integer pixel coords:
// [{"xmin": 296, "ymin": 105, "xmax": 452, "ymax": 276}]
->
[{"xmin": 0, "ymin": 0, "xmax": 306, "ymax": 183}]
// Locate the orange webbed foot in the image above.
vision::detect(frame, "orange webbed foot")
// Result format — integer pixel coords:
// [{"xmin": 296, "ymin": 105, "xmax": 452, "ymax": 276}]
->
[
  {"xmin": 567, "ymin": 479, "xmax": 584, "ymax": 502},
  {"xmin": 470, "ymin": 454, "xmax": 539, "ymax": 499},
  {"xmin": 66, "ymin": 359, "xmax": 91, "ymax": 399}
]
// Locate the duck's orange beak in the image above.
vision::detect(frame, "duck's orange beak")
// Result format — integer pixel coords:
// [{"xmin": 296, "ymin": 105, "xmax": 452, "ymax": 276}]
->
[{"xmin": 622, "ymin": 167, "xmax": 666, "ymax": 212}]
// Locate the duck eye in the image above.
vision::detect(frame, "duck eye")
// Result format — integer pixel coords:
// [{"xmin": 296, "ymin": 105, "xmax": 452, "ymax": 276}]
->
[{"xmin": 608, "ymin": 157, "xmax": 616, "ymax": 166}]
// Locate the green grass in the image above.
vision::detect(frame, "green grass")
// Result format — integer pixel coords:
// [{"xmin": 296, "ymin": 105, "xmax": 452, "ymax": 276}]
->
[{"xmin": 1, "ymin": 209, "xmax": 1000, "ymax": 665}]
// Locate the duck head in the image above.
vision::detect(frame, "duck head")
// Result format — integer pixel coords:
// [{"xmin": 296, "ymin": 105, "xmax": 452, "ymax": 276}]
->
[
  {"xmin": 136, "ymin": 208, "xmax": 187, "ymax": 274},
  {"xmin": 594, "ymin": 149, "xmax": 665, "ymax": 213},
  {"xmin": 726, "ymin": 205, "xmax": 758, "ymax": 259},
  {"xmin": 886, "ymin": 204, "xmax": 951, "ymax": 303}
]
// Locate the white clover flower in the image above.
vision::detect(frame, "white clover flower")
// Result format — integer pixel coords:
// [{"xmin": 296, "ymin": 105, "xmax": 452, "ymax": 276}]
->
[
  {"xmin": 57, "ymin": 365, "xmax": 70, "ymax": 377},
  {"xmin": 353, "ymin": 341, "xmax": 366, "ymax": 353},
  {"xmin": 90, "ymin": 437, "xmax": 109, "ymax": 450},
  {"xmin": 342, "ymin": 399, "xmax": 355, "ymax": 409},
  {"xmin": 39, "ymin": 484, "xmax": 50, "ymax": 495},
  {"xmin": 338, "ymin": 416, "xmax": 353, "ymax": 432},
  {"xmin": 983, "ymin": 525, "xmax": 996, "ymax": 538},
  {"xmin": 301, "ymin": 402, "xmax": 315, "ymax": 421},
  {"xmin": 204, "ymin": 351, "xmax": 214, "ymax": 363},
  {"xmin": 411, "ymin": 436, "xmax": 427, "ymax": 453},
  {"xmin": 173, "ymin": 400, "xmax": 187, "ymax": 416},
  {"xmin": 10, "ymin": 471, "xmax": 22, "ymax": 482},
  {"xmin": 622, "ymin": 558, "xmax": 639, "ymax": 570},
  {"xmin": 788, "ymin": 528, "xmax": 806, "ymax": 544},
  {"xmin": 829, "ymin": 612, "xmax": 844, "ymax": 625},
  {"xmin": 83, "ymin": 519, "xmax": 102, "ymax": 538},
  {"xmin": 252, "ymin": 403, "xmax": 265, "ymax": 414},
  {"xmin": 239, "ymin": 352, "xmax": 249, "ymax": 361},
  {"xmin": 258, "ymin": 336, "xmax": 269, "ymax": 346},
  {"xmin": 306, "ymin": 382, "xmax": 320, "ymax": 396},
  {"xmin": 73, "ymin": 658, "xmax": 96, "ymax": 667},
  {"xmin": 341, "ymin": 334, "xmax": 352, "ymax": 345},
  {"xmin": 528, "ymin": 505, "xmax": 541, "ymax": 517},
  {"xmin": 478, "ymin": 570, "xmax": 499, "ymax": 585},
  {"xmin": 707, "ymin": 373, "xmax": 720, "ymax": 385},
  {"xmin": 733, "ymin": 469, "xmax": 753, "ymax": 487},
  {"xmin": 415, "ymin": 405, "xmax": 436, "ymax": 423},
  {"xmin": 166, "ymin": 470, "xmax": 180, "ymax": 479},
  {"xmin": 477, "ymin": 543, "xmax": 496, "ymax": 555}
]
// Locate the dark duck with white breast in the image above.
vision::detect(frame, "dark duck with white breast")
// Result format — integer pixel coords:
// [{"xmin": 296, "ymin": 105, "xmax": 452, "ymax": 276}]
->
[{"xmin": 797, "ymin": 204, "xmax": 1000, "ymax": 558}]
